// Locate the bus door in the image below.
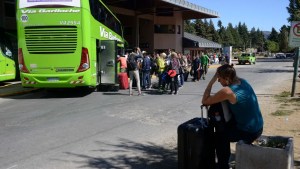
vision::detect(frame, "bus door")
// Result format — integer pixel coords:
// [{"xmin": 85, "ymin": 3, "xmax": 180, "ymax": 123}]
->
[
  {"xmin": 0, "ymin": 52, "xmax": 4, "ymax": 80},
  {"xmin": 98, "ymin": 40, "xmax": 118, "ymax": 87}
]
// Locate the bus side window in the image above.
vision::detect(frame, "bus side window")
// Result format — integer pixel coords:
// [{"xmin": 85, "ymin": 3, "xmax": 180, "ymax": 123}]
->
[
  {"xmin": 5, "ymin": 47, "xmax": 12, "ymax": 58},
  {"xmin": 0, "ymin": 41, "xmax": 13, "ymax": 58}
]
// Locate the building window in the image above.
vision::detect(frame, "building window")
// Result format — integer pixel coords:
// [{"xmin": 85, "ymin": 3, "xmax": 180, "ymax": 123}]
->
[
  {"xmin": 177, "ymin": 25, "xmax": 181, "ymax": 34},
  {"xmin": 4, "ymin": 1, "xmax": 15, "ymax": 18},
  {"xmin": 154, "ymin": 25, "xmax": 175, "ymax": 34}
]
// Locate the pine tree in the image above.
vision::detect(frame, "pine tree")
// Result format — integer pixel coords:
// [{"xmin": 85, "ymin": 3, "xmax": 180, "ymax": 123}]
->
[
  {"xmin": 256, "ymin": 29, "xmax": 265, "ymax": 52},
  {"xmin": 238, "ymin": 22, "xmax": 249, "ymax": 51},
  {"xmin": 279, "ymin": 25, "xmax": 290, "ymax": 52},
  {"xmin": 184, "ymin": 20, "xmax": 196, "ymax": 34},
  {"xmin": 287, "ymin": 0, "xmax": 300, "ymax": 22},
  {"xmin": 268, "ymin": 28, "xmax": 279, "ymax": 42}
]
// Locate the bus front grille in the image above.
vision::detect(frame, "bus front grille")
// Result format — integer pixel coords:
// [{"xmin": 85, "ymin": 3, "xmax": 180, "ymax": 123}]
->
[{"xmin": 24, "ymin": 26, "xmax": 78, "ymax": 54}]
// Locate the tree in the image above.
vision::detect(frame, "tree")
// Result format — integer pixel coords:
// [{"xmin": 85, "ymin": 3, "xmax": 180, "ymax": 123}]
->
[
  {"xmin": 256, "ymin": 29, "xmax": 265, "ymax": 52},
  {"xmin": 194, "ymin": 19, "xmax": 207, "ymax": 38},
  {"xmin": 217, "ymin": 20, "xmax": 223, "ymax": 30},
  {"xmin": 224, "ymin": 23, "xmax": 235, "ymax": 46},
  {"xmin": 287, "ymin": 0, "xmax": 300, "ymax": 22},
  {"xmin": 184, "ymin": 20, "xmax": 196, "ymax": 34},
  {"xmin": 268, "ymin": 28, "xmax": 279, "ymax": 42},
  {"xmin": 266, "ymin": 40, "xmax": 279, "ymax": 53},
  {"xmin": 238, "ymin": 22, "xmax": 249, "ymax": 51},
  {"xmin": 206, "ymin": 19, "xmax": 216, "ymax": 41},
  {"xmin": 278, "ymin": 25, "xmax": 290, "ymax": 52}
]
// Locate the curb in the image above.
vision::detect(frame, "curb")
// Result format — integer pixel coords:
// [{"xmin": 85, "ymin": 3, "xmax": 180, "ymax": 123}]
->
[
  {"xmin": 0, "ymin": 83, "xmax": 15, "ymax": 89},
  {"xmin": 0, "ymin": 82, "xmax": 40, "ymax": 97},
  {"xmin": 209, "ymin": 64, "xmax": 221, "ymax": 68}
]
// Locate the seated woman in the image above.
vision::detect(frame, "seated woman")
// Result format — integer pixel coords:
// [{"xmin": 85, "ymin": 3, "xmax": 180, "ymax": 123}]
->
[{"xmin": 202, "ymin": 64, "xmax": 264, "ymax": 169}]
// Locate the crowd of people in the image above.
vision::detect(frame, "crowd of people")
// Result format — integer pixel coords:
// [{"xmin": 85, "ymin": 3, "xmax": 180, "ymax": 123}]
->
[{"xmin": 118, "ymin": 47, "xmax": 224, "ymax": 96}]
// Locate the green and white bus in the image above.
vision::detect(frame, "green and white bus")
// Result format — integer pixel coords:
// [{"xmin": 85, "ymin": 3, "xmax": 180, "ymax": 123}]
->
[
  {"xmin": 16, "ymin": 0, "xmax": 125, "ymax": 90},
  {"xmin": 0, "ymin": 30, "xmax": 16, "ymax": 82}
]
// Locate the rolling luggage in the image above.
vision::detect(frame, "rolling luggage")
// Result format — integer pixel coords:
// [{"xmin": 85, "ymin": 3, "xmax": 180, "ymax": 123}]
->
[
  {"xmin": 118, "ymin": 72, "xmax": 129, "ymax": 89},
  {"xmin": 178, "ymin": 105, "xmax": 216, "ymax": 169},
  {"xmin": 198, "ymin": 69, "xmax": 204, "ymax": 80}
]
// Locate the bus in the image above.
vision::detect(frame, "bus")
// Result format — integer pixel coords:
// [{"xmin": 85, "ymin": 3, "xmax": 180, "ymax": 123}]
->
[
  {"xmin": 0, "ymin": 30, "xmax": 16, "ymax": 82},
  {"xmin": 16, "ymin": 0, "xmax": 125, "ymax": 90}
]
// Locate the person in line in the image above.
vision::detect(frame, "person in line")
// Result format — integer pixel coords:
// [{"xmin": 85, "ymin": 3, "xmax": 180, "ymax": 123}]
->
[
  {"xmin": 127, "ymin": 52, "xmax": 143, "ymax": 96},
  {"xmin": 200, "ymin": 51, "xmax": 210, "ymax": 80},
  {"xmin": 202, "ymin": 64, "xmax": 264, "ymax": 169},
  {"xmin": 169, "ymin": 52, "xmax": 180, "ymax": 95},
  {"xmin": 182, "ymin": 54, "xmax": 190, "ymax": 82},
  {"xmin": 117, "ymin": 54, "xmax": 127, "ymax": 73},
  {"xmin": 157, "ymin": 52, "xmax": 166, "ymax": 92},
  {"xmin": 191, "ymin": 55, "xmax": 201, "ymax": 81},
  {"xmin": 150, "ymin": 52, "xmax": 159, "ymax": 77},
  {"xmin": 141, "ymin": 51, "xmax": 152, "ymax": 90},
  {"xmin": 214, "ymin": 53, "xmax": 219, "ymax": 64},
  {"xmin": 177, "ymin": 52, "xmax": 186, "ymax": 87},
  {"xmin": 225, "ymin": 53, "xmax": 230, "ymax": 64},
  {"xmin": 132, "ymin": 47, "xmax": 144, "ymax": 88}
]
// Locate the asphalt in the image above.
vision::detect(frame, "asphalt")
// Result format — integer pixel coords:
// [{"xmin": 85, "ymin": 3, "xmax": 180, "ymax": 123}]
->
[{"xmin": 0, "ymin": 64, "xmax": 222, "ymax": 97}]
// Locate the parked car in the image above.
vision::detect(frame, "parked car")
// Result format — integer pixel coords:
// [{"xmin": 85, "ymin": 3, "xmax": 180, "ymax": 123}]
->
[
  {"xmin": 286, "ymin": 53, "xmax": 295, "ymax": 58},
  {"xmin": 238, "ymin": 53, "xmax": 256, "ymax": 65},
  {"xmin": 275, "ymin": 53, "xmax": 286, "ymax": 59}
]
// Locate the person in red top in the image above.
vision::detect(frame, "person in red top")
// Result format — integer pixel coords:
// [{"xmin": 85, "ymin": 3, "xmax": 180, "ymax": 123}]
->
[{"xmin": 117, "ymin": 54, "xmax": 127, "ymax": 73}]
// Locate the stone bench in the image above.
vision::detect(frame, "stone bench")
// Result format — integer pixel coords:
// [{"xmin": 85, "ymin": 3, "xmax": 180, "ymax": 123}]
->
[{"xmin": 235, "ymin": 136, "xmax": 294, "ymax": 169}]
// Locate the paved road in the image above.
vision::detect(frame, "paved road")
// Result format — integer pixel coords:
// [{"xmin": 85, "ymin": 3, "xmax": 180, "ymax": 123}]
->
[{"xmin": 0, "ymin": 59, "xmax": 297, "ymax": 169}]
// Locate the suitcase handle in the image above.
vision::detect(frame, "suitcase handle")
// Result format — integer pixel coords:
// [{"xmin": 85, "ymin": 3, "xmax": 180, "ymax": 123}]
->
[
  {"xmin": 200, "ymin": 105, "xmax": 208, "ymax": 118},
  {"xmin": 200, "ymin": 105, "xmax": 209, "ymax": 127}
]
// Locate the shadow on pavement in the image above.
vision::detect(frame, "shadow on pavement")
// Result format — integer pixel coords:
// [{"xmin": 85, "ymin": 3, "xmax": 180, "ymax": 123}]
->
[
  {"xmin": 65, "ymin": 138, "xmax": 177, "ymax": 169},
  {"xmin": 256, "ymin": 69, "xmax": 294, "ymax": 73}
]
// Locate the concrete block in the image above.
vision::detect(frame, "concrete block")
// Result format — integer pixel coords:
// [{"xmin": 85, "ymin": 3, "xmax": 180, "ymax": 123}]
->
[{"xmin": 235, "ymin": 135, "xmax": 294, "ymax": 169}]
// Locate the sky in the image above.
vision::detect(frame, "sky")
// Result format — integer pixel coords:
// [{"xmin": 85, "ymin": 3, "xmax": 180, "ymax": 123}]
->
[{"xmin": 188, "ymin": 0, "xmax": 290, "ymax": 32}]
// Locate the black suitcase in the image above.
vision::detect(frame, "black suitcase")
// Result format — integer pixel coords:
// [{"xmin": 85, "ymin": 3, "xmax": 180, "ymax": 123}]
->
[{"xmin": 178, "ymin": 105, "xmax": 216, "ymax": 169}]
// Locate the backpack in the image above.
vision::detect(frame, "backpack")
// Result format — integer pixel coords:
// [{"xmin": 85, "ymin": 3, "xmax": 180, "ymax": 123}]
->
[
  {"xmin": 151, "ymin": 58, "xmax": 158, "ymax": 71},
  {"xmin": 142, "ymin": 57, "xmax": 151, "ymax": 71},
  {"xmin": 127, "ymin": 57, "xmax": 137, "ymax": 71}
]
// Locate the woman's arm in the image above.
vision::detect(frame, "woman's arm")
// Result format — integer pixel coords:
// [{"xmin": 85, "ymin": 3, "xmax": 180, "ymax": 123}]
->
[{"xmin": 202, "ymin": 74, "xmax": 235, "ymax": 105}]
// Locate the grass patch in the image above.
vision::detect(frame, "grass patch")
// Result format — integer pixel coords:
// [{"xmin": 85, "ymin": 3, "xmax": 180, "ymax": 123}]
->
[
  {"xmin": 274, "ymin": 91, "xmax": 294, "ymax": 103},
  {"xmin": 271, "ymin": 110, "xmax": 293, "ymax": 116},
  {"xmin": 293, "ymin": 108, "xmax": 300, "ymax": 111},
  {"xmin": 281, "ymin": 103, "xmax": 289, "ymax": 106},
  {"xmin": 290, "ymin": 98, "xmax": 300, "ymax": 102},
  {"xmin": 292, "ymin": 102, "xmax": 300, "ymax": 106},
  {"xmin": 275, "ymin": 91, "xmax": 290, "ymax": 98},
  {"xmin": 272, "ymin": 91, "xmax": 299, "ymax": 116}
]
